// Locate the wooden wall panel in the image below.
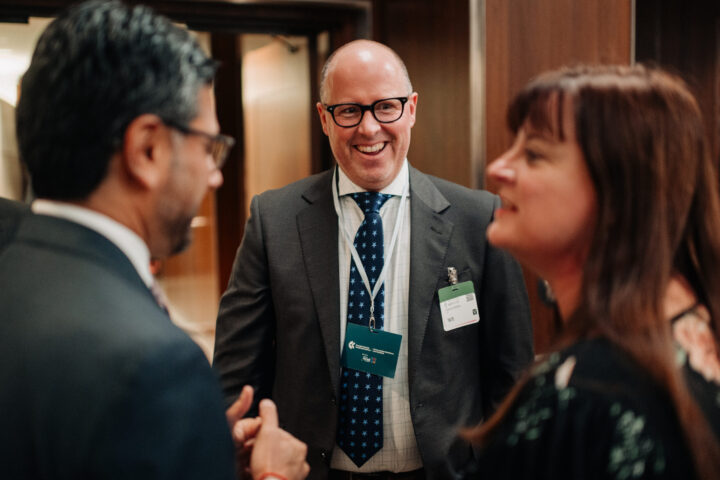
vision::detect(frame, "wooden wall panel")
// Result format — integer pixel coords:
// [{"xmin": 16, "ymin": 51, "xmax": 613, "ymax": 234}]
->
[
  {"xmin": 372, "ymin": 0, "xmax": 472, "ymax": 187},
  {"xmin": 636, "ymin": 0, "xmax": 720, "ymax": 168},
  {"xmin": 485, "ymin": 0, "xmax": 633, "ymax": 188},
  {"xmin": 485, "ymin": 0, "xmax": 633, "ymax": 352}
]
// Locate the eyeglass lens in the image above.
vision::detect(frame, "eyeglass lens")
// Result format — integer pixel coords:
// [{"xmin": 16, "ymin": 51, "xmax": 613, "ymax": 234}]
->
[{"xmin": 210, "ymin": 135, "xmax": 235, "ymax": 169}]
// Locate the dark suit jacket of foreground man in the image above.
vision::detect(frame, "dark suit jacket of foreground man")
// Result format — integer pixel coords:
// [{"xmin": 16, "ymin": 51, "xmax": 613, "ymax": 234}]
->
[
  {"xmin": 0, "ymin": 197, "xmax": 29, "ymax": 249},
  {"xmin": 0, "ymin": 214, "xmax": 234, "ymax": 479},
  {"xmin": 214, "ymin": 165, "xmax": 533, "ymax": 479}
]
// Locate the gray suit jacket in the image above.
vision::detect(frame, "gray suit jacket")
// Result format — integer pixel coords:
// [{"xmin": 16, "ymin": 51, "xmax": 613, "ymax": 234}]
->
[
  {"xmin": 214, "ymin": 166, "xmax": 533, "ymax": 479},
  {"xmin": 0, "ymin": 214, "xmax": 234, "ymax": 480}
]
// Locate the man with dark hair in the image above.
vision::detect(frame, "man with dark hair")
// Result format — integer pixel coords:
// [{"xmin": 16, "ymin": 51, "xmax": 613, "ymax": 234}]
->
[
  {"xmin": 214, "ymin": 39, "xmax": 533, "ymax": 479},
  {"xmin": 0, "ymin": 1, "xmax": 308, "ymax": 479}
]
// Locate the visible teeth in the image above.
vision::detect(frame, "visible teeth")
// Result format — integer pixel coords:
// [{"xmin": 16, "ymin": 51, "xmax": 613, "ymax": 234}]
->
[{"xmin": 357, "ymin": 143, "xmax": 384, "ymax": 153}]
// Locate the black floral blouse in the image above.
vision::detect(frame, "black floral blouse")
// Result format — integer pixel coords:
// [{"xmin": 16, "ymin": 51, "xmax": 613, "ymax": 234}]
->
[{"xmin": 467, "ymin": 335, "xmax": 720, "ymax": 479}]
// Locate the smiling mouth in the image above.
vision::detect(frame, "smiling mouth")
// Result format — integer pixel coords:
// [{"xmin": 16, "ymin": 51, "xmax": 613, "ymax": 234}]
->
[{"xmin": 355, "ymin": 142, "xmax": 386, "ymax": 154}]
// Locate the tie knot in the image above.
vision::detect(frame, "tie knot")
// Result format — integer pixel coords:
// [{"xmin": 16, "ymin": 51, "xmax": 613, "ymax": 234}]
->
[{"xmin": 351, "ymin": 192, "xmax": 392, "ymax": 215}]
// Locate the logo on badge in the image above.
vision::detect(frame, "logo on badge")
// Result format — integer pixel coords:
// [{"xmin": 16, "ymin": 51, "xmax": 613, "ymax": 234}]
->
[{"xmin": 348, "ymin": 341, "xmax": 356, "ymax": 350}]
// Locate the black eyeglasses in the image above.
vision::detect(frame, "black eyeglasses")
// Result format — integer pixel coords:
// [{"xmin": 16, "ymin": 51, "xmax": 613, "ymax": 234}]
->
[
  {"xmin": 324, "ymin": 97, "xmax": 409, "ymax": 128},
  {"xmin": 163, "ymin": 119, "xmax": 235, "ymax": 169}
]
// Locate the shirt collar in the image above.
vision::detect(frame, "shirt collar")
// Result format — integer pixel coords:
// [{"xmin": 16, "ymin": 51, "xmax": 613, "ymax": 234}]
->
[
  {"xmin": 337, "ymin": 158, "xmax": 408, "ymax": 197},
  {"xmin": 31, "ymin": 199, "xmax": 153, "ymax": 287}
]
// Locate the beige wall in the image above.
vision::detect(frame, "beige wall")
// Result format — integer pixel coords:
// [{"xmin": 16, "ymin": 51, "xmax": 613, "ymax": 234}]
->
[
  {"xmin": 0, "ymin": 99, "xmax": 21, "ymax": 200},
  {"xmin": 0, "ymin": 17, "xmax": 51, "ymax": 200},
  {"xmin": 242, "ymin": 34, "xmax": 312, "ymax": 217}
]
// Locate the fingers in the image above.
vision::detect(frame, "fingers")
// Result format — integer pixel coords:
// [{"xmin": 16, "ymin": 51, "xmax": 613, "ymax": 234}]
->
[
  {"xmin": 226, "ymin": 385, "xmax": 254, "ymax": 425},
  {"xmin": 250, "ymin": 427, "xmax": 310, "ymax": 480},
  {"xmin": 249, "ymin": 400, "xmax": 309, "ymax": 480},
  {"xmin": 258, "ymin": 398, "xmax": 279, "ymax": 428},
  {"xmin": 233, "ymin": 417, "xmax": 262, "ymax": 445}
]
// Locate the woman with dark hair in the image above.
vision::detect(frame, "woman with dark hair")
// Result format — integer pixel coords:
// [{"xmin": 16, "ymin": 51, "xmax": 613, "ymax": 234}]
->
[{"xmin": 467, "ymin": 65, "xmax": 720, "ymax": 479}]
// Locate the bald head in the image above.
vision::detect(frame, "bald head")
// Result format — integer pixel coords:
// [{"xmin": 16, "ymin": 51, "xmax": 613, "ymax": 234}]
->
[{"xmin": 319, "ymin": 40, "xmax": 413, "ymax": 104}]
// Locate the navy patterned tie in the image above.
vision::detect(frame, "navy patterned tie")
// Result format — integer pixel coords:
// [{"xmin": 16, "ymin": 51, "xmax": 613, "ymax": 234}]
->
[{"xmin": 337, "ymin": 191, "xmax": 392, "ymax": 467}]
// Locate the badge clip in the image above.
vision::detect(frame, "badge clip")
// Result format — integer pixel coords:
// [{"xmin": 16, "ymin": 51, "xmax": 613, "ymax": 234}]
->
[
  {"xmin": 369, "ymin": 299, "xmax": 379, "ymax": 333},
  {"xmin": 447, "ymin": 266, "xmax": 458, "ymax": 287}
]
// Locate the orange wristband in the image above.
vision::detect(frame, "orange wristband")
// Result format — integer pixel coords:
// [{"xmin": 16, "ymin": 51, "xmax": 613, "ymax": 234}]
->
[{"xmin": 257, "ymin": 473, "xmax": 289, "ymax": 480}]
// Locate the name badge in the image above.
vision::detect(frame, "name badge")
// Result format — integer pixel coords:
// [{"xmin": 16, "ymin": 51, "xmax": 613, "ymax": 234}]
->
[
  {"xmin": 341, "ymin": 323, "xmax": 402, "ymax": 378},
  {"xmin": 438, "ymin": 280, "xmax": 480, "ymax": 331}
]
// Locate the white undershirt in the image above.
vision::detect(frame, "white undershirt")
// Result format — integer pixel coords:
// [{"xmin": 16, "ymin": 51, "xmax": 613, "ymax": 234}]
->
[{"xmin": 331, "ymin": 160, "xmax": 422, "ymax": 472}]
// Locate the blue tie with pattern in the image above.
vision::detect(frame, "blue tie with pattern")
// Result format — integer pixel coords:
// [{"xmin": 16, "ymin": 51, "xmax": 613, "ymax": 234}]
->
[{"xmin": 337, "ymin": 191, "xmax": 392, "ymax": 467}]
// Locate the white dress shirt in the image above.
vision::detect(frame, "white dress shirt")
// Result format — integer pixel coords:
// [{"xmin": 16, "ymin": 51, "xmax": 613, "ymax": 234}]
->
[{"xmin": 331, "ymin": 160, "xmax": 423, "ymax": 473}]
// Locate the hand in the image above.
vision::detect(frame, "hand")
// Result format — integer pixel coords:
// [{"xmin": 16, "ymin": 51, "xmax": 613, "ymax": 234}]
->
[
  {"xmin": 227, "ymin": 386, "xmax": 262, "ymax": 443},
  {"xmin": 250, "ymin": 399, "xmax": 310, "ymax": 480},
  {"xmin": 226, "ymin": 386, "xmax": 262, "ymax": 479}
]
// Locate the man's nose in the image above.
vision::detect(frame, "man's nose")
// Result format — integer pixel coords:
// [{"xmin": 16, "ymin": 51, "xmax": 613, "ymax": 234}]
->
[{"xmin": 356, "ymin": 109, "xmax": 381, "ymax": 136}]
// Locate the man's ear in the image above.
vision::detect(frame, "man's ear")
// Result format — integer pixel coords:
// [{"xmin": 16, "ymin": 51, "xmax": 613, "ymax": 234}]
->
[
  {"xmin": 407, "ymin": 92, "xmax": 418, "ymax": 128},
  {"xmin": 316, "ymin": 102, "xmax": 330, "ymax": 136},
  {"xmin": 122, "ymin": 114, "xmax": 171, "ymax": 189}
]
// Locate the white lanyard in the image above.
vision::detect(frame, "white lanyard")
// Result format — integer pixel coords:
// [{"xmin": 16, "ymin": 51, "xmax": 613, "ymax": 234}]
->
[{"xmin": 332, "ymin": 167, "xmax": 409, "ymax": 330}]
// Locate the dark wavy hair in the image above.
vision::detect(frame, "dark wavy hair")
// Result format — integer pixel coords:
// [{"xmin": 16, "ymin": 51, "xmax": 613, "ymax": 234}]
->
[
  {"xmin": 469, "ymin": 65, "xmax": 720, "ymax": 479},
  {"xmin": 16, "ymin": 0, "xmax": 217, "ymax": 200}
]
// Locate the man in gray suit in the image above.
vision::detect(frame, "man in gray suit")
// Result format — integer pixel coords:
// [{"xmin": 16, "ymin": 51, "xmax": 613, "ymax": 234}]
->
[
  {"xmin": 0, "ymin": 1, "xmax": 307, "ymax": 479},
  {"xmin": 214, "ymin": 39, "xmax": 533, "ymax": 479}
]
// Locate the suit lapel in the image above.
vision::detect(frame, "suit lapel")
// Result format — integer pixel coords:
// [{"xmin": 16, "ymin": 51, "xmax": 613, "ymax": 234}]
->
[
  {"xmin": 407, "ymin": 167, "xmax": 453, "ymax": 386},
  {"xmin": 297, "ymin": 171, "xmax": 342, "ymax": 394}
]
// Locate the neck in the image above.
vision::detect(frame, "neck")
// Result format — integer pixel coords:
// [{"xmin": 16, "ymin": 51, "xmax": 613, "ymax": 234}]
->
[
  {"xmin": 77, "ymin": 180, "xmax": 155, "ymax": 255},
  {"xmin": 540, "ymin": 258, "xmax": 585, "ymax": 321},
  {"xmin": 548, "ymin": 274, "xmax": 583, "ymax": 320}
]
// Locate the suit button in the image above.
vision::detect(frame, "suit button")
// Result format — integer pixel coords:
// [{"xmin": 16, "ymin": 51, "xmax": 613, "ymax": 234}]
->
[{"xmin": 331, "ymin": 396, "xmax": 337, "ymax": 405}]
